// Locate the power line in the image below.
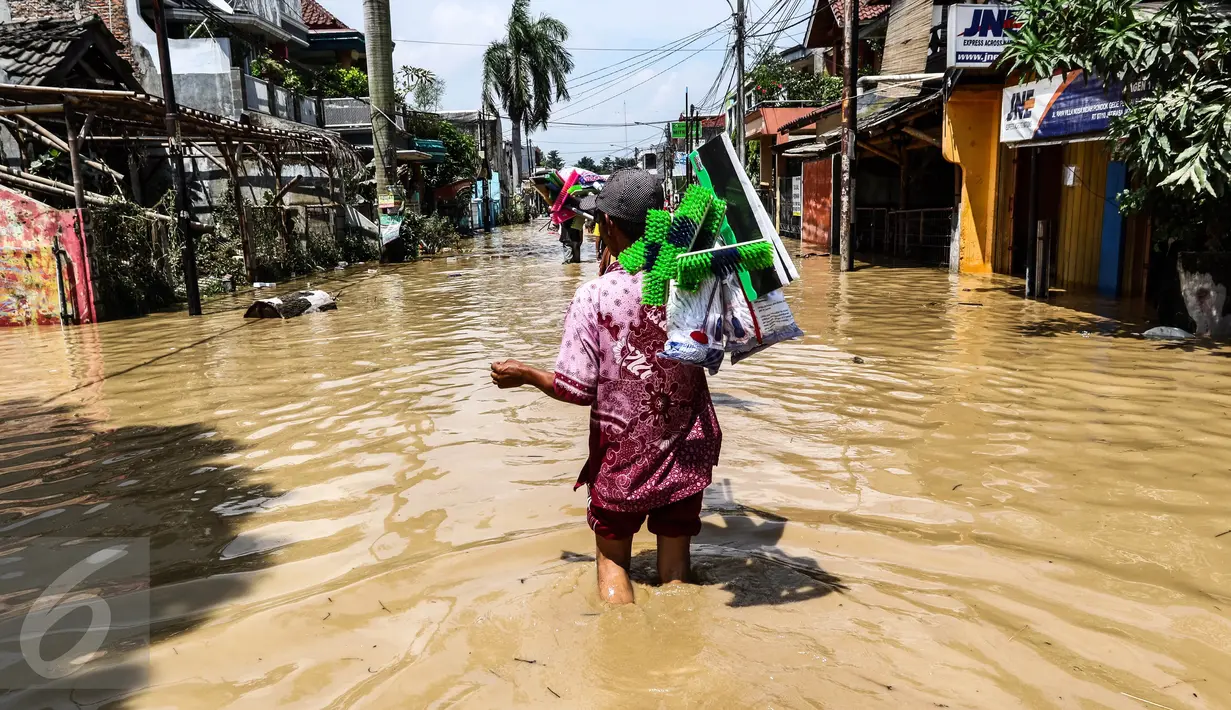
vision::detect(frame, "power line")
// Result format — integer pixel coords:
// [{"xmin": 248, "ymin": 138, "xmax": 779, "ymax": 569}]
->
[
  {"xmin": 747, "ymin": 8, "xmax": 815, "ymax": 38},
  {"xmin": 553, "ymin": 35, "xmax": 730, "ymax": 121},
  {"xmin": 568, "ymin": 25, "xmax": 727, "ymax": 98},
  {"xmin": 392, "ymin": 37, "xmax": 729, "ymax": 51},
  {"xmin": 569, "ymin": 22, "xmax": 729, "ymax": 84}
]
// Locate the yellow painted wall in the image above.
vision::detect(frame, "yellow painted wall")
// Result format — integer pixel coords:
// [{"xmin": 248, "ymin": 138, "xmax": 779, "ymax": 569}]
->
[
  {"xmin": 1055, "ymin": 141, "xmax": 1110, "ymax": 290},
  {"xmin": 942, "ymin": 88, "xmax": 1002, "ymax": 274}
]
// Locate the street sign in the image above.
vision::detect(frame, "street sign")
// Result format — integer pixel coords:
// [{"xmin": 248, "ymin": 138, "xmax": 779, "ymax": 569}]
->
[
  {"xmin": 1000, "ymin": 71, "xmax": 1144, "ymax": 142},
  {"xmin": 791, "ymin": 176, "xmax": 802, "ymax": 217},
  {"xmin": 947, "ymin": 4, "xmax": 1019, "ymax": 68},
  {"xmin": 671, "ymin": 122, "xmax": 689, "ymax": 139}
]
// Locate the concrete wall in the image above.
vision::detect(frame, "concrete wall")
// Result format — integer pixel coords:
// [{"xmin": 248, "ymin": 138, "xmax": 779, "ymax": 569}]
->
[
  {"xmin": 0, "ymin": 188, "xmax": 94, "ymax": 326},
  {"xmin": 125, "ymin": 0, "xmax": 236, "ymax": 116},
  {"xmin": 942, "ymin": 87, "xmax": 1001, "ymax": 274}
]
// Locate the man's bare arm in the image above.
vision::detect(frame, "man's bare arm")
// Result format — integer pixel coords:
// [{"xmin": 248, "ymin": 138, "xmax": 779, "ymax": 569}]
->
[{"xmin": 490, "ymin": 360, "xmax": 569, "ymax": 402}]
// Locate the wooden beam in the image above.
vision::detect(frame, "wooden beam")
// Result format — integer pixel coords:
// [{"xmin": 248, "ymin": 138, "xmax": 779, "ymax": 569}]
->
[
  {"xmin": 902, "ymin": 125, "xmax": 941, "ymax": 149},
  {"xmin": 218, "ymin": 138, "xmax": 254, "ymax": 284},
  {"xmin": 188, "ymin": 140, "xmax": 227, "ymax": 171},
  {"xmin": 0, "ymin": 168, "xmax": 213, "ymax": 232},
  {"xmin": 273, "ymin": 175, "xmax": 302, "ymax": 203},
  {"xmin": 0, "ymin": 104, "xmax": 65, "ymax": 116},
  {"xmin": 3, "ymin": 115, "xmax": 125, "ymax": 181},
  {"xmin": 857, "ymin": 139, "xmax": 900, "ymax": 165}
]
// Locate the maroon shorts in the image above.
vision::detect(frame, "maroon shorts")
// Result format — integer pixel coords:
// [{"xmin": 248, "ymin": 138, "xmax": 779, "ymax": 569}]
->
[{"xmin": 587, "ymin": 492, "xmax": 704, "ymax": 540}]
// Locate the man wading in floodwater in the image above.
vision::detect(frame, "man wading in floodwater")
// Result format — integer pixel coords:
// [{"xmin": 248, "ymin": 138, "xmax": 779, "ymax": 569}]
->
[{"xmin": 490, "ymin": 169, "xmax": 722, "ymax": 604}]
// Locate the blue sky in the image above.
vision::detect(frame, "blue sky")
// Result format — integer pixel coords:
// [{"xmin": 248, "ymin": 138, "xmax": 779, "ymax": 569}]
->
[{"xmin": 318, "ymin": 0, "xmax": 809, "ymax": 164}]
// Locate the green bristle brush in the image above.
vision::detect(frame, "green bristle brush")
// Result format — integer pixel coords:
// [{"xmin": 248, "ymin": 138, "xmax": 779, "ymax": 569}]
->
[
  {"xmin": 693, "ymin": 197, "xmax": 727, "ymax": 251},
  {"xmin": 675, "ymin": 240, "xmax": 776, "ymax": 291},
  {"xmin": 617, "ymin": 210, "xmax": 669, "ymax": 275}
]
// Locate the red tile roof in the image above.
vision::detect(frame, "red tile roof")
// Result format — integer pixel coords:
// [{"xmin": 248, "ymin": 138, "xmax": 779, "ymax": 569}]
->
[
  {"xmin": 300, "ymin": 0, "xmax": 350, "ymax": 31},
  {"xmin": 830, "ymin": 0, "xmax": 890, "ymax": 25}
]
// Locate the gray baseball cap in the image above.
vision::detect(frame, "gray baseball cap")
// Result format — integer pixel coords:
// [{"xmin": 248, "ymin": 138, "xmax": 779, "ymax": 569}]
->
[{"xmin": 580, "ymin": 168, "xmax": 663, "ymax": 223}]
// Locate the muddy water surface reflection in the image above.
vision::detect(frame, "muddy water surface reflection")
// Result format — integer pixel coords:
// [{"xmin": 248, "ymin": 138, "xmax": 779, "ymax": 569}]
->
[{"xmin": 1, "ymin": 225, "xmax": 1229, "ymax": 709}]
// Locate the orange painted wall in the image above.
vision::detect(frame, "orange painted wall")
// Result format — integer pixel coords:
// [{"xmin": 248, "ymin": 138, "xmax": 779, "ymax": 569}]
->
[{"xmin": 942, "ymin": 88, "xmax": 1001, "ymax": 274}]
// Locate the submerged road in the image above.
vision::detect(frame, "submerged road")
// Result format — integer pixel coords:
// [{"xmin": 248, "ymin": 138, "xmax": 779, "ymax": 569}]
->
[{"xmin": 2, "ymin": 223, "xmax": 1229, "ymax": 708}]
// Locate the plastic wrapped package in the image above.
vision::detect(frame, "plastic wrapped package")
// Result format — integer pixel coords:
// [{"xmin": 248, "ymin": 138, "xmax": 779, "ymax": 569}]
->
[
  {"xmin": 660, "ymin": 277, "xmax": 725, "ymax": 371},
  {"xmin": 729, "ymin": 288, "xmax": 804, "ymax": 365},
  {"xmin": 720, "ymin": 273, "xmax": 756, "ymax": 353}
]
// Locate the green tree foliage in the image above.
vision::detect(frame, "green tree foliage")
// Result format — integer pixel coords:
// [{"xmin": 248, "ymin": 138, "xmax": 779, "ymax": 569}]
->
[
  {"xmin": 313, "ymin": 66, "xmax": 370, "ymax": 98},
  {"xmin": 397, "ymin": 66, "xmax": 445, "ymax": 110},
  {"xmin": 575, "ymin": 156, "xmax": 598, "ymax": 171},
  {"xmin": 597, "ymin": 156, "xmax": 637, "ymax": 174},
  {"xmin": 544, "ymin": 149, "xmax": 565, "ymax": 169},
  {"xmin": 1002, "ymin": 0, "xmax": 1231, "ymax": 247},
  {"xmin": 424, "ymin": 121, "xmax": 479, "ymax": 190},
  {"xmin": 746, "ymin": 54, "xmax": 843, "ymax": 106},
  {"xmin": 482, "ymin": 0, "xmax": 574, "ymax": 187}
]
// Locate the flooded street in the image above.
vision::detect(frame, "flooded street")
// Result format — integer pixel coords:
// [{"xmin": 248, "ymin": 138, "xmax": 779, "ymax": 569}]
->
[{"xmin": 3, "ymin": 223, "xmax": 1230, "ymax": 709}]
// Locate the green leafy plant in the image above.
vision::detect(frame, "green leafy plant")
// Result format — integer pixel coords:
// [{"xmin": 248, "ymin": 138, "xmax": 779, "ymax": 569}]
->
[
  {"xmin": 90, "ymin": 197, "xmax": 179, "ymax": 317},
  {"xmin": 498, "ymin": 197, "xmax": 529, "ymax": 226},
  {"xmin": 314, "ymin": 66, "xmax": 371, "ymax": 98},
  {"xmin": 575, "ymin": 156, "xmax": 597, "ymax": 171},
  {"xmin": 1001, "ymin": 0, "xmax": 1231, "ymax": 250},
  {"xmin": 746, "ymin": 54, "xmax": 843, "ymax": 106},
  {"xmin": 544, "ymin": 149, "xmax": 565, "ymax": 170},
  {"xmin": 249, "ymin": 51, "xmax": 290, "ymax": 86},
  {"xmin": 424, "ymin": 120, "xmax": 479, "ymax": 191},
  {"xmin": 400, "ymin": 211, "xmax": 459, "ymax": 254}
]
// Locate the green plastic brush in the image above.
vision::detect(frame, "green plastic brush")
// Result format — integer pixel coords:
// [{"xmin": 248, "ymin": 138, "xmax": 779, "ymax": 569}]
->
[
  {"xmin": 617, "ymin": 210, "xmax": 669, "ymax": 275},
  {"xmin": 675, "ymin": 240, "xmax": 776, "ymax": 291},
  {"xmin": 693, "ymin": 197, "xmax": 727, "ymax": 251}
]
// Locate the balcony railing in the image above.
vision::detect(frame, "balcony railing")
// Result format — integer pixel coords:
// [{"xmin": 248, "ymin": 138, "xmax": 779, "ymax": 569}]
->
[
  {"xmin": 322, "ymin": 98, "xmax": 405, "ymax": 130},
  {"xmin": 241, "ymin": 74, "xmax": 324, "ymax": 127},
  {"xmin": 234, "ymin": 0, "xmax": 283, "ymax": 25}
]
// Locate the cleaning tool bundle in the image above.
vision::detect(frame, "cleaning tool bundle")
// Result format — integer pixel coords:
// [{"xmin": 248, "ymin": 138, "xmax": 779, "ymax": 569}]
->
[
  {"xmin": 616, "ymin": 185, "xmax": 716, "ymax": 306},
  {"xmin": 661, "ymin": 276, "xmax": 726, "ymax": 371},
  {"xmin": 617, "ymin": 209, "xmax": 668, "ymax": 275},
  {"xmin": 675, "ymin": 240, "xmax": 776, "ymax": 291}
]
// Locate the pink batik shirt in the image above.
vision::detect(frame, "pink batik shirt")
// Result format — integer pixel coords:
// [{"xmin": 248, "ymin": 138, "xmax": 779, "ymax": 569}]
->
[{"xmin": 553, "ymin": 262, "xmax": 721, "ymax": 513}]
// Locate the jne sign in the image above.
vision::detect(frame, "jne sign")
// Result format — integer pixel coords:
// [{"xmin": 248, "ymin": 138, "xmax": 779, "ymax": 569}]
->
[
  {"xmin": 1000, "ymin": 71, "xmax": 1146, "ymax": 143},
  {"xmin": 946, "ymin": 4, "xmax": 1020, "ymax": 68}
]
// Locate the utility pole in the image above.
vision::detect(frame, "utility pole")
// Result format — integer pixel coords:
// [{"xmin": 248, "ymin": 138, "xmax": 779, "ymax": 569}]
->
[
  {"xmin": 735, "ymin": 0, "xmax": 747, "ymax": 165},
  {"xmin": 838, "ymin": 0, "xmax": 858, "ymax": 272},
  {"xmin": 152, "ymin": 0, "xmax": 201, "ymax": 315},
  {"xmin": 364, "ymin": 0, "xmax": 396, "ymax": 209},
  {"xmin": 684, "ymin": 88, "xmax": 691, "ymax": 185},
  {"xmin": 480, "ymin": 107, "xmax": 492, "ymax": 232}
]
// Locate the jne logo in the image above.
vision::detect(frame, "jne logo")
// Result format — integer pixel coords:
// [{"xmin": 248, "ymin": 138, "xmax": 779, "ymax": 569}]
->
[
  {"xmin": 1006, "ymin": 89, "xmax": 1035, "ymax": 121},
  {"xmin": 961, "ymin": 8, "xmax": 1022, "ymax": 37}
]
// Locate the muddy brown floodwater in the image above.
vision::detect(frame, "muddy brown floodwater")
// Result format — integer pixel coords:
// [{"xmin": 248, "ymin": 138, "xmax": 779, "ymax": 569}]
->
[{"xmin": 2, "ymin": 224, "xmax": 1230, "ymax": 710}]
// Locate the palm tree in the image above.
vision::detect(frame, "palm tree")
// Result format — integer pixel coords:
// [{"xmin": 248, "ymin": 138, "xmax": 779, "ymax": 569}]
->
[{"xmin": 482, "ymin": 0, "xmax": 573, "ymax": 191}]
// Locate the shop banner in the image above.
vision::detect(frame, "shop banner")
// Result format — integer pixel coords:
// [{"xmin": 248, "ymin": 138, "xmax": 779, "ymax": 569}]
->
[
  {"xmin": 791, "ymin": 176, "xmax": 802, "ymax": 217},
  {"xmin": 947, "ymin": 4, "xmax": 1020, "ymax": 68},
  {"xmin": 1001, "ymin": 71, "xmax": 1139, "ymax": 142}
]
